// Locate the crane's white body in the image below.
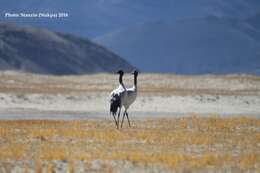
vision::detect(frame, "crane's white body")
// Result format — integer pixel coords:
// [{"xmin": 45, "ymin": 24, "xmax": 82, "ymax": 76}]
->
[
  {"xmin": 110, "ymin": 83, "xmax": 127, "ymax": 107},
  {"xmin": 123, "ymin": 85, "xmax": 137, "ymax": 110},
  {"xmin": 110, "ymin": 84, "xmax": 126, "ymax": 99},
  {"xmin": 120, "ymin": 70, "xmax": 138, "ymax": 128}
]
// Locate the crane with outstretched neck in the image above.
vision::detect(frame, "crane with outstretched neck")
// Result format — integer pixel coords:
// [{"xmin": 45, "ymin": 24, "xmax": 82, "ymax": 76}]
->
[
  {"xmin": 121, "ymin": 70, "xmax": 138, "ymax": 128},
  {"xmin": 109, "ymin": 70, "xmax": 126, "ymax": 128}
]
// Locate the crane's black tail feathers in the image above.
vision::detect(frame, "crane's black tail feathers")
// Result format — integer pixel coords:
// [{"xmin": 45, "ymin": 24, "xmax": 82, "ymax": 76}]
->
[{"xmin": 110, "ymin": 94, "xmax": 121, "ymax": 116}]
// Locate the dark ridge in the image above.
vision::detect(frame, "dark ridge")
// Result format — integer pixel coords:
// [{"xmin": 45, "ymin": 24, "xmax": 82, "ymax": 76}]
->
[{"xmin": 0, "ymin": 22, "xmax": 135, "ymax": 75}]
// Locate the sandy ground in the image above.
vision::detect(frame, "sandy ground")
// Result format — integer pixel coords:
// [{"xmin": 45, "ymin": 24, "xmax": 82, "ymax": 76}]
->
[
  {"xmin": 0, "ymin": 93, "xmax": 259, "ymax": 120},
  {"xmin": 0, "ymin": 71, "xmax": 259, "ymax": 119}
]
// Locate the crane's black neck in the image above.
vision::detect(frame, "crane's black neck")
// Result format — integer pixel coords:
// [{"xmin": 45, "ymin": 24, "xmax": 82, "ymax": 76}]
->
[
  {"xmin": 119, "ymin": 74, "xmax": 123, "ymax": 84},
  {"xmin": 134, "ymin": 74, "xmax": 138, "ymax": 86}
]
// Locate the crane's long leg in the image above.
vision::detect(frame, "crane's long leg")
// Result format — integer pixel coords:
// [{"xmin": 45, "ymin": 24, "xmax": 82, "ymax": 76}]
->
[
  {"xmin": 112, "ymin": 114, "xmax": 118, "ymax": 128},
  {"xmin": 125, "ymin": 111, "xmax": 131, "ymax": 127},
  {"xmin": 121, "ymin": 111, "xmax": 126, "ymax": 128},
  {"xmin": 117, "ymin": 107, "xmax": 121, "ymax": 129}
]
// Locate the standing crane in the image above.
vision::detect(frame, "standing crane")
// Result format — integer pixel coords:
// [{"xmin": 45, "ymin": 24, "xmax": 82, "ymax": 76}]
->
[
  {"xmin": 120, "ymin": 70, "xmax": 138, "ymax": 128},
  {"xmin": 110, "ymin": 70, "xmax": 127, "ymax": 128}
]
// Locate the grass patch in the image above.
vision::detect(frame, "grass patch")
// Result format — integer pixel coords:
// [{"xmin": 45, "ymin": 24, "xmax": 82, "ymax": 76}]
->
[{"xmin": 0, "ymin": 116, "xmax": 259, "ymax": 172}]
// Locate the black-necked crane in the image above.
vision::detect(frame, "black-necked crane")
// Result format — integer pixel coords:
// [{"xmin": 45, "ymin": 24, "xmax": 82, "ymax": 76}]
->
[
  {"xmin": 120, "ymin": 70, "xmax": 138, "ymax": 128},
  {"xmin": 110, "ymin": 70, "xmax": 127, "ymax": 128}
]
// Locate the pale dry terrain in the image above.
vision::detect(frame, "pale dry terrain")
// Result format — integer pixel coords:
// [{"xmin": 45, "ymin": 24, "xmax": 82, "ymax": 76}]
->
[
  {"xmin": 1, "ymin": 71, "xmax": 260, "ymax": 95},
  {"xmin": 0, "ymin": 71, "xmax": 260, "ymax": 172},
  {"xmin": 0, "ymin": 71, "xmax": 260, "ymax": 117}
]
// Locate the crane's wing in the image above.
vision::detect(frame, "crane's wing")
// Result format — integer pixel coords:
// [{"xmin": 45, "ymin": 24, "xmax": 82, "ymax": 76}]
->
[
  {"xmin": 110, "ymin": 92, "xmax": 121, "ymax": 116},
  {"xmin": 109, "ymin": 85, "xmax": 125, "ymax": 116}
]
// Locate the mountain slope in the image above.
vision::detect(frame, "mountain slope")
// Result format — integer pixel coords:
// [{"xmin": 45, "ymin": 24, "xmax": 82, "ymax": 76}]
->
[
  {"xmin": 0, "ymin": 23, "xmax": 134, "ymax": 75},
  {"xmin": 95, "ymin": 18, "xmax": 260, "ymax": 74}
]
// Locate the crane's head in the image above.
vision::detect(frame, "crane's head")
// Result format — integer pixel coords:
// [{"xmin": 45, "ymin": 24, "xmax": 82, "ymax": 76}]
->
[
  {"xmin": 116, "ymin": 70, "xmax": 124, "ymax": 76},
  {"xmin": 131, "ymin": 70, "xmax": 138, "ymax": 76}
]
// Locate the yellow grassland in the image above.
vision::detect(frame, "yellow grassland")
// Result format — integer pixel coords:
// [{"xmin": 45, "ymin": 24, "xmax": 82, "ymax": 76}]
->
[{"xmin": 0, "ymin": 116, "xmax": 259, "ymax": 171}]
